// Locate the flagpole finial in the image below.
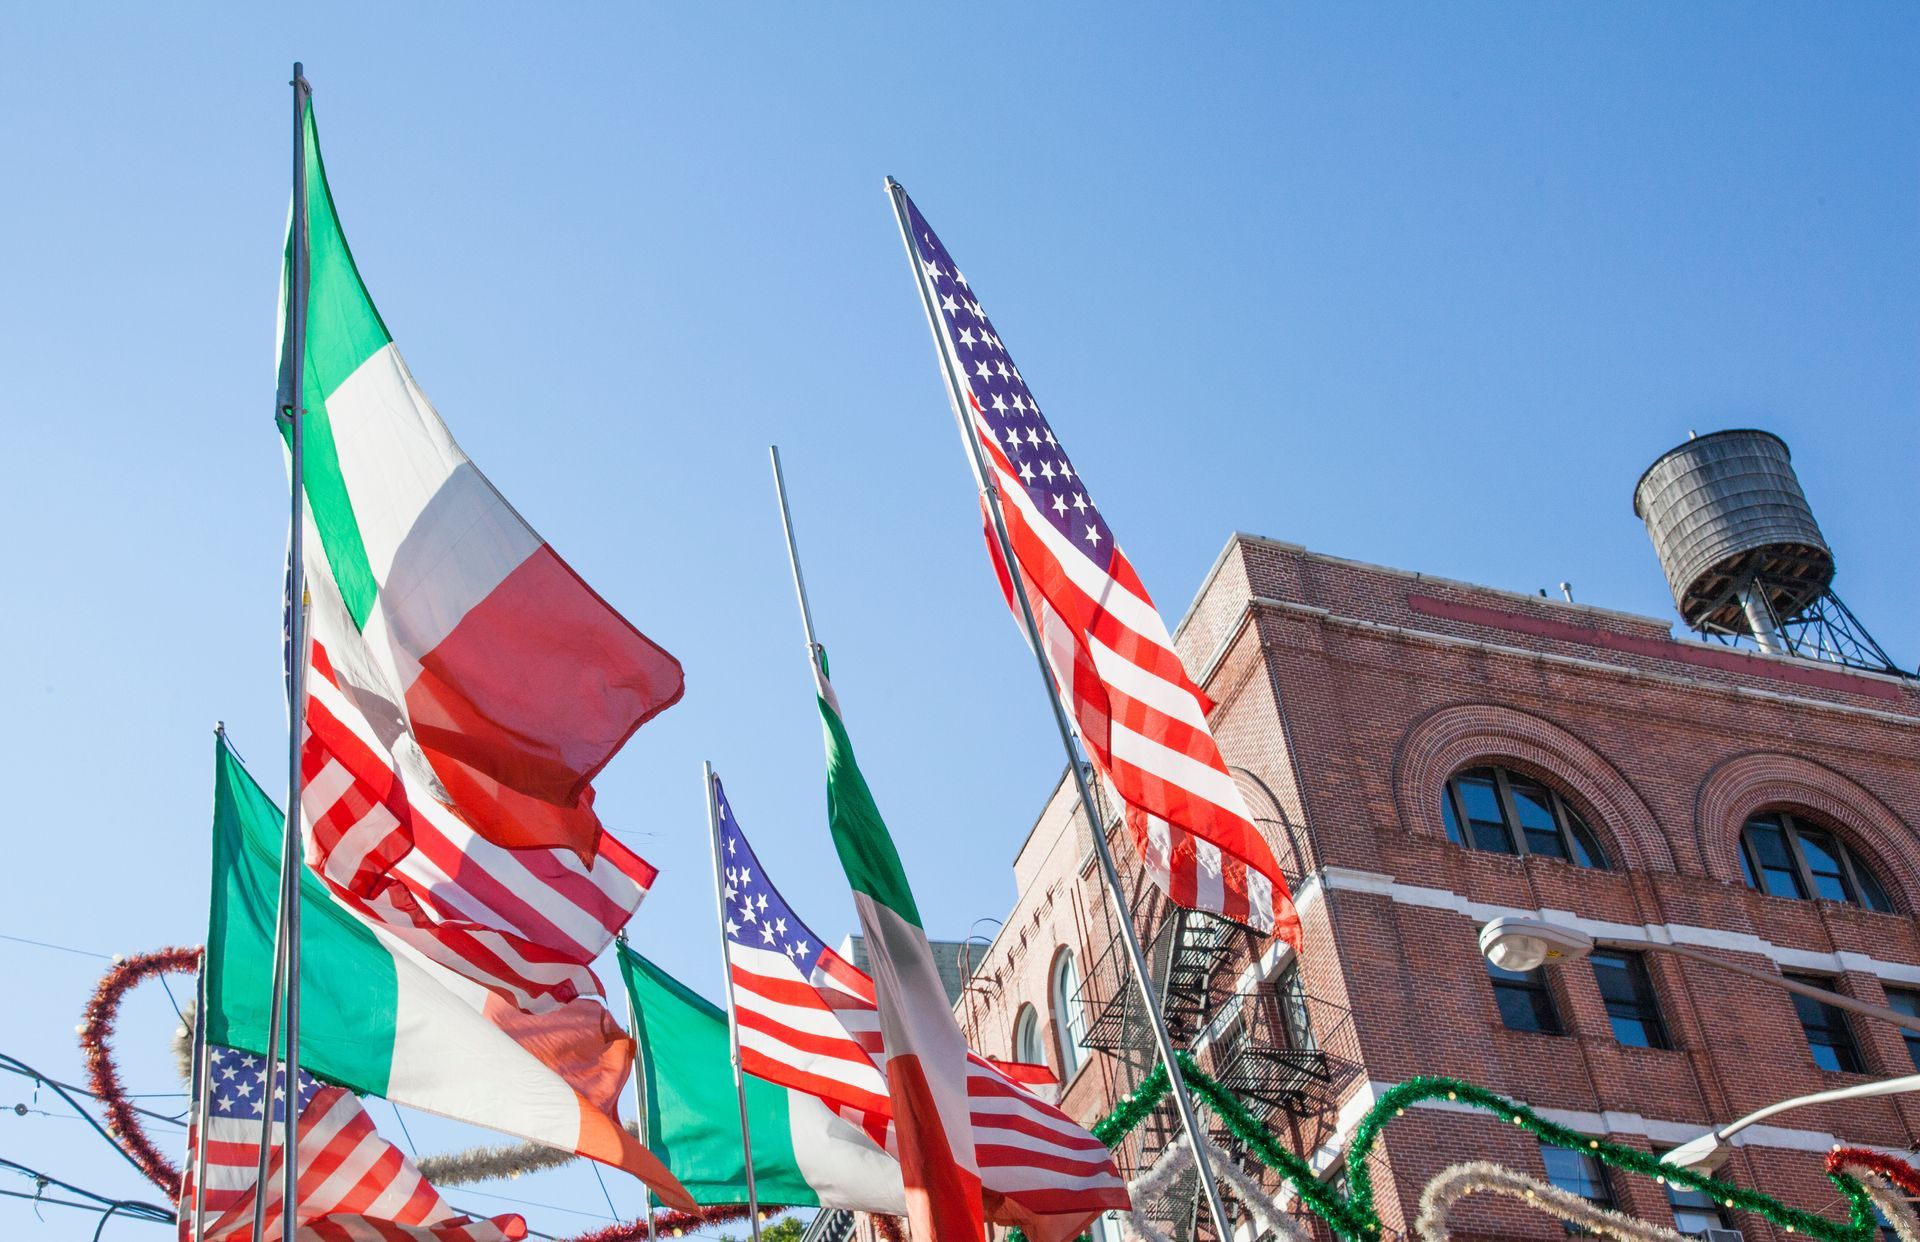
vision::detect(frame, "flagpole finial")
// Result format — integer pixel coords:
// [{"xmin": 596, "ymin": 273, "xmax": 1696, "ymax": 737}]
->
[{"xmin": 884, "ymin": 176, "xmax": 902, "ymax": 193}]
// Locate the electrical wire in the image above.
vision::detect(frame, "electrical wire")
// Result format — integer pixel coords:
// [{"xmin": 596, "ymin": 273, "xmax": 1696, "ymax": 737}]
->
[
  {"xmin": 0, "ymin": 1155, "xmax": 173, "ymax": 1226},
  {"xmin": 0, "ymin": 1053, "xmax": 174, "ymax": 1179},
  {"xmin": 591, "ymin": 1161, "xmax": 622, "ymax": 1221},
  {"xmin": 0, "ymin": 1053, "xmax": 186, "ymax": 1128},
  {"xmin": 0, "ymin": 931, "xmax": 110, "ymax": 960}
]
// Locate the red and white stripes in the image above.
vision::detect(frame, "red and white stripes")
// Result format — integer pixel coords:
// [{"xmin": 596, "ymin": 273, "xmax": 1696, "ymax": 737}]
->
[
  {"xmin": 185, "ymin": 1084, "xmax": 524, "ymax": 1242},
  {"xmin": 973, "ymin": 403, "xmax": 1293, "ymax": 940},
  {"xmin": 301, "ymin": 640, "xmax": 654, "ymax": 1014},
  {"xmin": 729, "ymin": 934, "xmax": 1125, "ymax": 1220}
]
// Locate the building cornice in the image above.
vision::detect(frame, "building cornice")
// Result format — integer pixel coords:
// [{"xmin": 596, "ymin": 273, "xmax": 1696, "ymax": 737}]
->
[{"xmin": 1249, "ymin": 596, "xmax": 1920, "ymax": 729}]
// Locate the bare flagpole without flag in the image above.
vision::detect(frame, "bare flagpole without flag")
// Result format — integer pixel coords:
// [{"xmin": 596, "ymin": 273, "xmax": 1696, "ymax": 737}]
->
[
  {"xmin": 703, "ymin": 762, "xmax": 765, "ymax": 1242},
  {"xmin": 880, "ymin": 176, "xmax": 1235, "ymax": 1242},
  {"xmin": 253, "ymin": 60, "xmax": 315, "ymax": 1242},
  {"xmin": 768, "ymin": 447, "xmax": 823, "ymax": 662}
]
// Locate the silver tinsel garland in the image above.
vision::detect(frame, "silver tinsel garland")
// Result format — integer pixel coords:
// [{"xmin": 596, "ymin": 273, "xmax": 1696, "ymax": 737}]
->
[
  {"xmin": 1120, "ymin": 1131, "xmax": 1313, "ymax": 1242},
  {"xmin": 1416, "ymin": 1161, "xmax": 1689, "ymax": 1242},
  {"xmin": 1829, "ymin": 1157, "xmax": 1920, "ymax": 1242}
]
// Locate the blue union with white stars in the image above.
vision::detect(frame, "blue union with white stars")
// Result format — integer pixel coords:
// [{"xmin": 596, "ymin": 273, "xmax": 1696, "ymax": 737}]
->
[
  {"xmin": 714, "ymin": 777, "xmax": 827, "ymax": 977},
  {"xmin": 205, "ymin": 1044, "xmax": 325, "ymax": 1123},
  {"xmin": 898, "ymin": 188, "xmax": 1117, "ymax": 570}
]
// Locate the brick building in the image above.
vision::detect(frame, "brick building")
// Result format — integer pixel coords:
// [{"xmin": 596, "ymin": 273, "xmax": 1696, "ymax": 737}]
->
[{"xmin": 952, "ymin": 529, "xmax": 1920, "ymax": 1242}]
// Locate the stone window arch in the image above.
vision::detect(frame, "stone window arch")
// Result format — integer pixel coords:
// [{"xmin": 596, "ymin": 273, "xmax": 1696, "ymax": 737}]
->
[{"xmin": 1394, "ymin": 703, "xmax": 1673, "ymax": 872}]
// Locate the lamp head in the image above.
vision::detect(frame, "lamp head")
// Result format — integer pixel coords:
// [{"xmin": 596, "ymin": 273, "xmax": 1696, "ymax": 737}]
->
[
  {"xmin": 1479, "ymin": 917, "xmax": 1596, "ymax": 973},
  {"xmin": 1663, "ymin": 1132, "xmax": 1732, "ymax": 1171}
]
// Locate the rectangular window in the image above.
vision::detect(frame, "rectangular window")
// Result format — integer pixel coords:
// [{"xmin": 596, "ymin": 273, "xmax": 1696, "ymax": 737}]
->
[
  {"xmin": 1657, "ymin": 1151, "xmax": 1732, "ymax": 1237},
  {"xmin": 1543, "ymin": 1144, "xmax": 1614, "ymax": 1233},
  {"xmin": 1884, "ymin": 988, "xmax": 1920, "ymax": 1072},
  {"xmin": 1592, "ymin": 951, "xmax": 1670, "ymax": 1049},
  {"xmin": 1791, "ymin": 978, "xmax": 1865, "ymax": 1073},
  {"xmin": 1489, "ymin": 961, "xmax": 1562, "ymax": 1034}
]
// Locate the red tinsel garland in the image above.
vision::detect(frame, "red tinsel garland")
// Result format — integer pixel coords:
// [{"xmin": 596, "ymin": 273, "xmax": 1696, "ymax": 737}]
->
[
  {"xmin": 78, "ymin": 945, "xmax": 203, "ymax": 1194},
  {"xmin": 1829, "ymin": 1147, "xmax": 1920, "ymax": 1198},
  {"xmin": 559, "ymin": 1201, "xmax": 785, "ymax": 1242}
]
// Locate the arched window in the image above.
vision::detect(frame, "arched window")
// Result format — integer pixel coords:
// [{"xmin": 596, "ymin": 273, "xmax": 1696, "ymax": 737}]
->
[
  {"xmin": 1012, "ymin": 1003, "xmax": 1042, "ymax": 1066},
  {"xmin": 1441, "ymin": 765, "xmax": 1608, "ymax": 868},
  {"xmin": 1051, "ymin": 950, "xmax": 1089, "ymax": 1080},
  {"xmin": 1739, "ymin": 810, "xmax": 1894, "ymax": 912}
]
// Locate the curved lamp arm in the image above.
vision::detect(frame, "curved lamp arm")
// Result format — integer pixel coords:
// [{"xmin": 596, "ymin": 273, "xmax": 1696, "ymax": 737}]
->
[{"xmin": 1664, "ymin": 1073, "xmax": 1920, "ymax": 1168}]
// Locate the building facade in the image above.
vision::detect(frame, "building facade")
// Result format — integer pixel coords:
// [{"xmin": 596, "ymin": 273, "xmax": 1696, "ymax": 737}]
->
[{"xmin": 954, "ymin": 532, "xmax": 1920, "ymax": 1242}]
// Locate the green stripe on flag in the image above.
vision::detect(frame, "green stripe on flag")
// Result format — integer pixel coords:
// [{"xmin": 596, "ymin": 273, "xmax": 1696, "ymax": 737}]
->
[
  {"xmin": 204, "ymin": 737, "xmax": 397, "ymax": 1095},
  {"xmin": 618, "ymin": 946, "xmax": 815, "ymax": 1207},
  {"xmin": 818, "ymin": 685, "xmax": 921, "ymax": 928},
  {"xmin": 279, "ymin": 101, "xmax": 391, "ymax": 629}
]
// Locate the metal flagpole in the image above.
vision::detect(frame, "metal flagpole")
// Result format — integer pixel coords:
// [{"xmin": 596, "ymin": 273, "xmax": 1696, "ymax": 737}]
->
[
  {"xmin": 190, "ymin": 930, "xmax": 214, "ymax": 1242},
  {"xmin": 703, "ymin": 762, "xmax": 765, "ymax": 1242},
  {"xmin": 253, "ymin": 60, "xmax": 315, "ymax": 1242},
  {"xmin": 768, "ymin": 447, "xmax": 822, "ymax": 659},
  {"xmin": 617, "ymin": 932, "xmax": 660, "ymax": 1242},
  {"xmin": 881, "ymin": 176, "xmax": 1237, "ymax": 1242}
]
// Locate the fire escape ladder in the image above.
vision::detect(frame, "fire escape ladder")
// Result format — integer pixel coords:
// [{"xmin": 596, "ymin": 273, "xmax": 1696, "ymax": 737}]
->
[{"xmin": 1157, "ymin": 907, "xmax": 1236, "ymax": 1043}]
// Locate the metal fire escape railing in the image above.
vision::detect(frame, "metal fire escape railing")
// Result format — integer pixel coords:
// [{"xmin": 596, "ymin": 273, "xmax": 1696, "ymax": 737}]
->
[{"xmin": 1070, "ymin": 856, "xmax": 1363, "ymax": 1242}]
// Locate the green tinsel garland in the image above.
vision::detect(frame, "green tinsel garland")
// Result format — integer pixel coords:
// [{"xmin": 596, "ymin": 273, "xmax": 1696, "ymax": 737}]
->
[{"xmin": 1010, "ymin": 1061, "xmax": 1876, "ymax": 1242}]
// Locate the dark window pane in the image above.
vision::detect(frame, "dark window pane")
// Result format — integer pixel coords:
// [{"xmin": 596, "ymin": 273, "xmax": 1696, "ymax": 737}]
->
[
  {"xmin": 1278, "ymin": 965, "xmax": 1316, "ymax": 1052},
  {"xmin": 1565, "ymin": 807, "xmax": 1608, "ymax": 870},
  {"xmin": 1455, "ymin": 772, "xmax": 1516, "ymax": 854},
  {"xmin": 1744, "ymin": 818, "xmax": 1808, "ymax": 899},
  {"xmin": 1885, "ymin": 990, "xmax": 1920, "ymax": 1072},
  {"xmin": 1489, "ymin": 962, "xmax": 1561, "ymax": 1034},
  {"xmin": 1796, "ymin": 827, "xmax": 1857, "ymax": 904},
  {"xmin": 1792, "ymin": 985, "xmax": 1865, "ymax": 1073},
  {"xmin": 1593, "ymin": 952, "xmax": 1669, "ymax": 1049},
  {"xmin": 1506, "ymin": 775, "xmax": 1568, "ymax": 861},
  {"xmin": 1440, "ymin": 786, "xmax": 1466, "ymax": 846},
  {"xmin": 1660, "ymin": 1159, "xmax": 1731, "ymax": 1238},
  {"xmin": 1542, "ymin": 1146, "xmax": 1613, "ymax": 1207},
  {"xmin": 1855, "ymin": 863, "xmax": 1895, "ymax": 914}
]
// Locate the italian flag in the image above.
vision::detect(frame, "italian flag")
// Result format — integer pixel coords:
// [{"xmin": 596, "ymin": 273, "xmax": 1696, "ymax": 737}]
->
[
  {"xmin": 281, "ymin": 98, "xmax": 681, "ymax": 862},
  {"xmin": 618, "ymin": 947, "xmax": 906, "ymax": 1212},
  {"xmin": 203, "ymin": 738, "xmax": 696, "ymax": 1211},
  {"xmin": 816, "ymin": 660, "xmax": 986, "ymax": 1242}
]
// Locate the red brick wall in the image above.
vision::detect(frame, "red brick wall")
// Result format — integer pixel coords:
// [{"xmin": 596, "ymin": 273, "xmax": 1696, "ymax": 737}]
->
[{"xmin": 958, "ymin": 534, "xmax": 1920, "ymax": 1242}]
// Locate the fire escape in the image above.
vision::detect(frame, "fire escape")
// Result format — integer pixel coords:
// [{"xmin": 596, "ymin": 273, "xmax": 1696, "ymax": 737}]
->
[{"xmin": 1074, "ymin": 794, "xmax": 1359, "ymax": 1242}]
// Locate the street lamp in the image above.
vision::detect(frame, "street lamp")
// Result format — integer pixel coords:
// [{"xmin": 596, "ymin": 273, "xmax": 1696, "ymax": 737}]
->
[
  {"xmin": 1477, "ymin": 915, "xmax": 1920, "ymax": 1168},
  {"xmin": 1661, "ymin": 1073, "xmax": 1920, "ymax": 1170}
]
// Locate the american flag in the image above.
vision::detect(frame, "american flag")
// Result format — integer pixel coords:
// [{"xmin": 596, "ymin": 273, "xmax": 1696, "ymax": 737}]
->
[
  {"xmin": 893, "ymin": 185, "xmax": 1300, "ymax": 942},
  {"xmin": 713, "ymin": 780, "xmax": 1128, "ymax": 1227},
  {"xmin": 178, "ymin": 1045, "xmax": 524, "ymax": 1241},
  {"xmin": 715, "ymin": 778, "xmax": 893, "ymax": 1125},
  {"xmin": 300, "ymin": 639, "xmax": 657, "ymax": 1015}
]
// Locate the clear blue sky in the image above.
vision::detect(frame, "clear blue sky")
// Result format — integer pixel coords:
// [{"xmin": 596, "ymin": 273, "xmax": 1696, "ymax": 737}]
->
[{"xmin": 3, "ymin": 4, "xmax": 1916, "ymax": 1237}]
